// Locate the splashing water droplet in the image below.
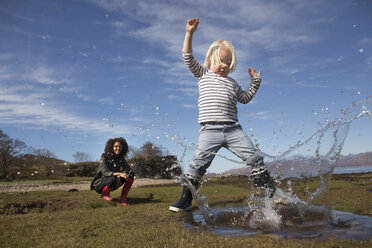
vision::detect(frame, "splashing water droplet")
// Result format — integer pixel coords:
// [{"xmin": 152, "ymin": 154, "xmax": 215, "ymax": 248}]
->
[
  {"xmin": 353, "ymin": 24, "xmax": 357, "ymax": 28},
  {"xmin": 357, "ymin": 91, "xmax": 361, "ymax": 95},
  {"xmin": 250, "ymin": 128, "xmax": 254, "ymax": 131},
  {"xmin": 156, "ymin": 136, "xmax": 160, "ymax": 139},
  {"xmin": 359, "ymin": 49, "xmax": 364, "ymax": 53},
  {"xmin": 40, "ymin": 102, "xmax": 45, "ymax": 106}
]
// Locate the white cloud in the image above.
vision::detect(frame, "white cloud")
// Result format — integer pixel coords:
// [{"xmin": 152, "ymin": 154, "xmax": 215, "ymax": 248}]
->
[
  {"xmin": 165, "ymin": 87, "xmax": 198, "ymax": 97},
  {"xmin": 182, "ymin": 104, "xmax": 196, "ymax": 109},
  {"xmin": 29, "ymin": 67, "xmax": 63, "ymax": 85},
  {"xmin": 0, "ymin": 85, "xmax": 132, "ymax": 135}
]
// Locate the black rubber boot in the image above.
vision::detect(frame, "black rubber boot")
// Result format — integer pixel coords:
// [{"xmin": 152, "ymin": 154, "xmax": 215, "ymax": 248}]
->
[
  {"xmin": 250, "ymin": 159, "xmax": 276, "ymax": 198},
  {"xmin": 169, "ymin": 186, "xmax": 193, "ymax": 212}
]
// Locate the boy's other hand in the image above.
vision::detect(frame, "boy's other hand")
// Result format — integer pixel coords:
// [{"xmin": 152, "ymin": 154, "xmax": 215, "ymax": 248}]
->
[
  {"xmin": 186, "ymin": 18, "xmax": 199, "ymax": 33},
  {"xmin": 249, "ymin": 68, "xmax": 261, "ymax": 78}
]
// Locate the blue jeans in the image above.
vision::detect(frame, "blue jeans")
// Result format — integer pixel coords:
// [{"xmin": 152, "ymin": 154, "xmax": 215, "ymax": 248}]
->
[{"xmin": 187, "ymin": 123, "xmax": 265, "ymax": 179}]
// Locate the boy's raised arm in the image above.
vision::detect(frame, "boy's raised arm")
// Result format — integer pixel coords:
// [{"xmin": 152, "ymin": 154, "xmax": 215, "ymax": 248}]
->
[{"xmin": 183, "ymin": 18, "xmax": 199, "ymax": 54}]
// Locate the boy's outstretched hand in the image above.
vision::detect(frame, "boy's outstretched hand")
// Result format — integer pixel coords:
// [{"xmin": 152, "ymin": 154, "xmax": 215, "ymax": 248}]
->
[
  {"xmin": 249, "ymin": 67, "xmax": 261, "ymax": 78},
  {"xmin": 186, "ymin": 18, "xmax": 199, "ymax": 33}
]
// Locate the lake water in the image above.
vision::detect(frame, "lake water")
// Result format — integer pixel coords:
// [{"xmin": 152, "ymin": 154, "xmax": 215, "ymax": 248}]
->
[{"xmin": 333, "ymin": 165, "xmax": 372, "ymax": 174}]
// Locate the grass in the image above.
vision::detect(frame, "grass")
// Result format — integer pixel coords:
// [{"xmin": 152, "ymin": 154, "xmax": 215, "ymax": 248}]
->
[
  {"xmin": 0, "ymin": 174, "xmax": 371, "ymax": 247},
  {"xmin": 0, "ymin": 176, "xmax": 91, "ymax": 185}
]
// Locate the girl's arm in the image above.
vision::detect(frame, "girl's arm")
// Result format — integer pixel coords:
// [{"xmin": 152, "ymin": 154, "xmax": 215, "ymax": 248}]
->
[
  {"xmin": 99, "ymin": 156, "xmax": 114, "ymax": 177},
  {"xmin": 183, "ymin": 18, "xmax": 199, "ymax": 54},
  {"xmin": 236, "ymin": 68, "xmax": 262, "ymax": 104}
]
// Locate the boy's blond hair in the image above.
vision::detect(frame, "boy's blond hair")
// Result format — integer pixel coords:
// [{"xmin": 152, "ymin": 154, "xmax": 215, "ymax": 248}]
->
[{"xmin": 204, "ymin": 40, "xmax": 237, "ymax": 73}]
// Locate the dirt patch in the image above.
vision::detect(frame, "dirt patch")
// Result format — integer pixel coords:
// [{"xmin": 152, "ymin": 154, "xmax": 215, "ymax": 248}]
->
[
  {"xmin": 0, "ymin": 178, "xmax": 177, "ymax": 193},
  {"xmin": 0, "ymin": 199, "xmax": 79, "ymax": 215}
]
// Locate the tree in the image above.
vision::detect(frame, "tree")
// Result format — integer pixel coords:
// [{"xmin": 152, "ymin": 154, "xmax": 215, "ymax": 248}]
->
[
  {"xmin": 72, "ymin": 151, "xmax": 93, "ymax": 162},
  {"xmin": 140, "ymin": 142, "xmax": 164, "ymax": 157},
  {"xmin": 128, "ymin": 142, "xmax": 180, "ymax": 179},
  {"xmin": 0, "ymin": 130, "xmax": 27, "ymax": 179},
  {"xmin": 127, "ymin": 145, "xmax": 140, "ymax": 159},
  {"xmin": 34, "ymin": 148, "xmax": 56, "ymax": 159}
]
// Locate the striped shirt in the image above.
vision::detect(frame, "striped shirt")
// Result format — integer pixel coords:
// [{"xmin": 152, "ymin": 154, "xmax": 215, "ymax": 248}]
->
[{"xmin": 183, "ymin": 53, "xmax": 261, "ymax": 124}]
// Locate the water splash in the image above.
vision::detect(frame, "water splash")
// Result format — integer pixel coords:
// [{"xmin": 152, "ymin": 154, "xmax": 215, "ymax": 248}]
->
[{"xmin": 180, "ymin": 95, "xmax": 372, "ymax": 238}]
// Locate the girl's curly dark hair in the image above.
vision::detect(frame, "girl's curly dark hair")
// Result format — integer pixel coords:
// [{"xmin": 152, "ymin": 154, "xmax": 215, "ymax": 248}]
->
[{"xmin": 103, "ymin": 137, "xmax": 129, "ymax": 159}]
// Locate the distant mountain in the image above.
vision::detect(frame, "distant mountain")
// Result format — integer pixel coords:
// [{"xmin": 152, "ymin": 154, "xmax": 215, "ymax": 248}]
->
[{"xmin": 221, "ymin": 151, "xmax": 372, "ymax": 176}]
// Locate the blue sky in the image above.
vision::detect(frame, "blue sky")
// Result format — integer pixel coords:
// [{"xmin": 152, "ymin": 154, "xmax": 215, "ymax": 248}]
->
[{"xmin": 1, "ymin": 0, "xmax": 371, "ymax": 173}]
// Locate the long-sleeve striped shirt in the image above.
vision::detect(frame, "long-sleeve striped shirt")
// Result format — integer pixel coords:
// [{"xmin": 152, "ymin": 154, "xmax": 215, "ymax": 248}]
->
[{"xmin": 183, "ymin": 53, "xmax": 261, "ymax": 124}]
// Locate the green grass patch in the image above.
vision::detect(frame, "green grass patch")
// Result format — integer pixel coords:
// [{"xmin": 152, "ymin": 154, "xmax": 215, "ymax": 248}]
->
[{"xmin": 0, "ymin": 174, "xmax": 371, "ymax": 247}]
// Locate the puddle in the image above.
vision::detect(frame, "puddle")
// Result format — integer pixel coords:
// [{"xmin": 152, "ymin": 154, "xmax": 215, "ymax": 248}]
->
[{"xmin": 183, "ymin": 206, "xmax": 372, "ymax": 240}]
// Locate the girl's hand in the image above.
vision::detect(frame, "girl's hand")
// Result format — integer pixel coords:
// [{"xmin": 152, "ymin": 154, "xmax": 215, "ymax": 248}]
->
[
  {"xmin": 115, "ymin": 172, "xmax": 130, "ymax": 180},
  {"xmin": 186, "ymin": 18, "xmax": 199, "ymax": 34},
  {"xmin": 249, "ymin": 68, "xmax": 261, "ymax": 78}
]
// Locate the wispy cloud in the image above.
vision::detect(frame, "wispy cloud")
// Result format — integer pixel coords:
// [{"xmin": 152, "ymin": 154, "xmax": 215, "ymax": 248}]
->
[
  {"xmin": 0, "ymin": 84, "xmax": 132, "ymax": 134},
  {"xmin": 182, "ymin": 104, "xmax": 196, "ymax": 109}
]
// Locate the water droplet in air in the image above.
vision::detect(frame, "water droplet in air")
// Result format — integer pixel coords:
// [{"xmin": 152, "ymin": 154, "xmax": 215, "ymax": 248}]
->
[
  {"xmin": 156, "ymin": 136, "xmax": 160, "ymax": 139},
  {"xmin": 357, "ymin": 91, "xmax": 361, "ymax": 95},
  {"xmin": 250, "ymin": 128, "xmax": 254, "ymax": 131},
  {"xmin": 353, "ymin": 24, "xmax": 357, "ymax": 28},
  {"xmin": 17, "ymin": 172, "xmax": 20, "ymax": 175},
  {"xmin": 359, "ymin": 49, "xmax": 364, "ymax": 53},
  {"xmin": 40, "ymin": 102, "xmax": 45, "ymax": 106}
]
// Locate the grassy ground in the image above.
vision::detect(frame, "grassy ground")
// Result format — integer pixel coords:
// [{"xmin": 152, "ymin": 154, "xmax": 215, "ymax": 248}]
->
[{"xmin": 0, "ymin": 174, "xmax": 371, "ymax": 248}]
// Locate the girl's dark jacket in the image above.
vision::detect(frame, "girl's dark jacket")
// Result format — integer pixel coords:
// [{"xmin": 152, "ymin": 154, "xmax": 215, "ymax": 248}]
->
[{"xmin": 90, "ymin": 154, "xmax": 131, "ymax": 190}]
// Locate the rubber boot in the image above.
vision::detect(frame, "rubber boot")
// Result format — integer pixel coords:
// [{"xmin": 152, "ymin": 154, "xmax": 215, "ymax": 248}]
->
[
  {"xmin": 169, "ymin": 186, "xmax": 193, "ymax": 212},
  {"xmin": 169, "ymin": 178, "xmax": 199, "ymax": 212},
  {"xmin": 118, "ymin": 178, "xmax": 133, "ymax": 206},
  {"xmin": 101, "ymin": 185, "xmax": 112, "ymax": 201},
  {"xmin": 250, "ymin": 159, "xmax": 276, "ymax": 198}
]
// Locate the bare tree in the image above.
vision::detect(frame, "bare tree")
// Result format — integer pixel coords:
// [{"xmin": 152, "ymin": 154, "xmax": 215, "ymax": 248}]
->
[
  {"xmin": 72, "ymin": 151, "xmax": 93, "ymax": 162},
  {"xmin": 140, "ymin": 142, "xmax": 163, "ymax": 158},
  {"xmin": 127, "ymin": 145, "xmax": 140, "ymax": 159},
  {"xmin": 34, "ymin": 148, "xmax": 57, "ymax": 159},
  {"xmin": 0, "ymin": 130, "xmax": 27, "ymax": 179}
]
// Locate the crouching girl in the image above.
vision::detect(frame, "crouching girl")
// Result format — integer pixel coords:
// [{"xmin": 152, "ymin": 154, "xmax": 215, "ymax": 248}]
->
[{"xmin": 91, "ymin": 137, "xmax": 134, "ymax": 206}]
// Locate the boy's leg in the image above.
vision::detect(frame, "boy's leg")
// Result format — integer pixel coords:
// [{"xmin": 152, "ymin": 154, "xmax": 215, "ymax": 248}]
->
[
  {"xmin": 225, "ymin": 124, "xmax": 276, "ymax": 197},
  {"xmin": 169, "ymin": 124, "xmax": 224, "ymax": 212}
]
